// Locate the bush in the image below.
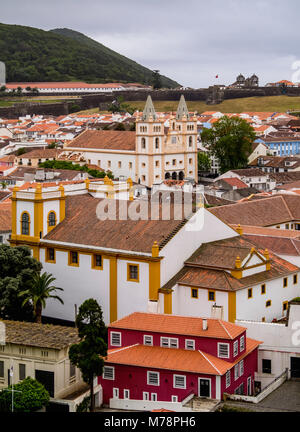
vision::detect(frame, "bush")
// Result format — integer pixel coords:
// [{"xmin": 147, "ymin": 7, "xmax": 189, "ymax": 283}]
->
[
  {"xmin": 0, "ymin": 377, "xmax": 50, "ymax": 412},
  {"xmin": 76, "ymin": 395, "xmax": 91, "ymax": 412}
]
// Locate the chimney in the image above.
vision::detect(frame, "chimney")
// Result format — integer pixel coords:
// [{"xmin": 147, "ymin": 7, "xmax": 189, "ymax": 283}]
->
[{"xmin": 202, "ymin": 319, "xmax": 208, "ymax": 331}]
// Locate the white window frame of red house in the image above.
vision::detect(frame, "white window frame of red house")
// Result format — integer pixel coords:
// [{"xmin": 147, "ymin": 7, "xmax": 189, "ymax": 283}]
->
[
  {"xmin": 240, "ymin": 335, "xmax": 245, "ymax": 351},
  {"xmin": 218, "ymin": 342, "xmax": 230, "ymax": 359},
  {"xmin": 143, "ymin": 392, "xmax": 149, "ymax": 401},
  {"xmin": 143, "ymin": 335, "xmax": 153, "ymax": 346},
  {"xmin": 160, "ymin": 337, "xmax": 179, "ymax": 349},
  {"xmin": 185, "ymin": 339, "xmax": 195, "ymax": 350},
  {"xmin": 234, "ymin": 364, "xmax": 239, "ymax": 381},
  {"xmin": 151, "ymin": 393, "xmax": 157, "ymax": 401},
  {"xmin": 103, "ymin": 366, "xmax": 115, "ymax": 380},
  {"xmin": 171, "ymin": 395, "xmax": 178, "ymax": 402},
  {"xmin": 225, "ymin": 370, "xmax": 231, "ymax": 388},
  {"xmin": 113, "ymin": 388, "xmax": 119, "ymax": 398},
  {"xmin": 110, "ymin": 331, "xmax": 121, "ymax": 347},
  {"xmin": 173, "ymin": 374, "xmax": 186, "ymax": 389},
  {"xmin": 239, "ymin": 360, "xmax": 244, "ymax": 377},
  {"xmin": 147, "ymin": 371, "xmax": 160, "ymax": 386},
  {"xmin": 233, "ymin": 340, "xmax": 239, "ymax": 357},
  {"xmin": 124, "ymin": 389, "xmax": 130, "ymax": 399}
]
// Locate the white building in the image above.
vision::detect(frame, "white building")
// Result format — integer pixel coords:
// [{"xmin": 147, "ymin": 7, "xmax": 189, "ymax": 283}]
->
[
  {"xmin": 237, "ymin": 300, "xmax": 300, "ymax": 388},
  {"xmin": 64, "ymin": 95, "xmax": 199, "ymax": 188}
]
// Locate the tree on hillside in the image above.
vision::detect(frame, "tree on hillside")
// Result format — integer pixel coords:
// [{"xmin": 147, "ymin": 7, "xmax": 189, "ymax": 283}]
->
[
  {"xmin": 69, "ymin": 299, "xmax": 107, "ymax": 412},
  {"xmin": 152, "ymin": 70, "xmax": 162, "ymax": 89},
  {"xmin": 0, "ymin": 377, "xmax": 50, "ymax": 412},
  {"xmin": 0, "ymin": 245, "xmax": 41, "ymax": 321},
  {"xmin": 201, "ymin": 116, "xmax": 256, "ymax": 174},
  {"xmin": 198, "ymin": 152, "xmax": 211, "ymax": 172},
  {"xmin": 19, "ymin": 272, "xmax": 64, "ymax": 324}
]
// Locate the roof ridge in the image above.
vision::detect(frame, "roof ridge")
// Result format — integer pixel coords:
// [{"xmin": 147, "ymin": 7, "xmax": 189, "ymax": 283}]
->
[
  {"xmin": 281, "ymin": 195, "xmax": 294, "ymax": 220},
  {"xmin": 198, "ymin": 350, "xmax": 221, "ymax": 375},
  {"xmin": 108, "ymin": 343, "xmax": 139, "ymax": 355},
  {"xmin": 218, "ymin": 320, "xmax": 233, "ymax": 339}
]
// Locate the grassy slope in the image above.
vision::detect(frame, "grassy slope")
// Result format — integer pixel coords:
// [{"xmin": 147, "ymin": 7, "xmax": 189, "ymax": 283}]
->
[{"xmin": 0, "ymin": 23, "xmax": 179, "ymax": 87}]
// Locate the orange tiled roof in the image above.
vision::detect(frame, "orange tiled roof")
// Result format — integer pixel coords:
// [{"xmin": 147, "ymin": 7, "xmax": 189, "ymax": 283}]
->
[
  {"xmin": 66, "ymin": 129, "xmax": 136, "ymax": 151},
  {"xmin": 110, "ymin": 312, "xmax": 246, "ymax": 340},
  {"xmin": 105, "ymin": 339, "xmax": 261, "ymax": 376}
]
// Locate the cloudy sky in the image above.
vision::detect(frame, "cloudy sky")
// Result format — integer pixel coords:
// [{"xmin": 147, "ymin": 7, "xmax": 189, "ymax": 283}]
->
[{"xmin": 2, "ymin": 0, "xmax": 300, "ymax": 87}]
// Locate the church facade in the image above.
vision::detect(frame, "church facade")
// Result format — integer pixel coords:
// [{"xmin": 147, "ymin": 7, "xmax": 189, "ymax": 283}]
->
[{"xmin": 64, "ymin": 95, "xmax": 198, "ymax": 188}]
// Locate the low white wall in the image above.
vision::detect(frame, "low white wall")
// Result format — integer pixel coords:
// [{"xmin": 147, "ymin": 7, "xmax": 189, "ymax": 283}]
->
[{"xmin": 109, "ymin": 397, "xmax": 193, "ymax": 412}]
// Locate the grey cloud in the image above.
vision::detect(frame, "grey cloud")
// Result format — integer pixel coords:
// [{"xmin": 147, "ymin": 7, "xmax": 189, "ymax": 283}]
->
[{"xmin": 1, "ymin": 0, "xmax": 300, "ymax": 87}]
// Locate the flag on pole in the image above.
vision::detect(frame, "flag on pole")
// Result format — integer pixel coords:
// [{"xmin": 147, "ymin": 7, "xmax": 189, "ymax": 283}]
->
[{"xmin": 216, "ymin": 75, "xmax": 219, "ymax": 79}]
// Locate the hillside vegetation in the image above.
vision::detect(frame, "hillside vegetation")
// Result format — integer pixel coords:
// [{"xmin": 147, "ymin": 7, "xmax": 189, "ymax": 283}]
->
[
  {"xmin": 0, "ymin": 23, "xmax": 179, "ymax": 87},
  {"xmin": 123, "ymin": 96, "xmax": 300, "ymax": 114}
]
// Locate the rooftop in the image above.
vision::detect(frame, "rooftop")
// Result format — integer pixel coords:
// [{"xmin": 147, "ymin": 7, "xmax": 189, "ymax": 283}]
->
[{"xmin": 66, "ymin": 129, "xmax": 136, "ymax": 151}]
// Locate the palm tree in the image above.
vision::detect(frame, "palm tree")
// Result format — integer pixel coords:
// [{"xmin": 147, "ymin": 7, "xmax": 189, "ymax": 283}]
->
[{"xmin": 19, "ymin": 272, "xmax": 64, "ymax": 323}]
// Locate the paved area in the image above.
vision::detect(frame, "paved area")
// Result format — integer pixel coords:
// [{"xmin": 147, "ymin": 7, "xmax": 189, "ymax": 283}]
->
[{"xmin": 223, "ymin": 380, "xmax": 300, "ymax": 412}]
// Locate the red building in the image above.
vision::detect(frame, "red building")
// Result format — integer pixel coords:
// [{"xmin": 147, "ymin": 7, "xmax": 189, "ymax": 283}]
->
[{"xmin": 98, "ymin": 313, "xmax": 261, "ymax": 408}]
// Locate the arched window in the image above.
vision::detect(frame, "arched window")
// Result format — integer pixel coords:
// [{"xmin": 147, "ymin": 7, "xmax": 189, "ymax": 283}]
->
[
  {"xmin": 21, "ymin": 212, "xmax": 30, "ymax": 235},
  {"xmin": 155, "ymin": 138, "xmax": 159, "ymax": 149},
  {"xmin": 141, "ymin": 138, "xmax": 146, "ymax": 149},
  {"xmin": 189, "ymin": 136, "xmax": 193, "ymax": 147},
  {"xmin": 48, "ymin": 211, "xmax": 56, "ymax": 228}
]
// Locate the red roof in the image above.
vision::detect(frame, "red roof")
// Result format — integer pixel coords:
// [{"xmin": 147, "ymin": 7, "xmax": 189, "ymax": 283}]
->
[{"xmin": 221, "ymin": 178, "xmax": 248, "ymax": 189}]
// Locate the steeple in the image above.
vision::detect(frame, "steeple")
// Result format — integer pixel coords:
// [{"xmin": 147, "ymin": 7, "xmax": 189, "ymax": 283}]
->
[
  {"xmin": 142, "ymin": 95, "xmax": 157, "ymax": 121},
  {"xmin": 176, "ymin": 95, "xmax": 190, "ymax": 120}
]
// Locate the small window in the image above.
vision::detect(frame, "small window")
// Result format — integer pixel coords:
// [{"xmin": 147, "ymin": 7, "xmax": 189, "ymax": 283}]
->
[
  {"xmin": 118, "ymin": 161, "xmax": 122, "ymax": 168},
  {"xmin": 191, "ymin": 288, "xmax": 198, "ymax": 299},
  {"xmin": 151, "ymin": 393, "xmax": 157, "ymax": 401},
  {"xmin": 111, "ymin": 332, "xmax": 121, "ymax": 347},
  {"xmin": 248, "ymin": 288, "xmax": 253, "ymax": 299},
  {"xmin": 261, "ymin": 284, "xmax": 266, "ymax": 295},
  {"xmin": 124, "ymin": 389, "xmax": 130, "ymax": 399},
  {"xmin": 21, "ymin": 212, "xmax": 30, "ymax": 235},
  {"xmin": 92, "ymin": 254, "xmax": 102, "ymax": 269},
  {"xmin": 70, "ymin": 362, "xmax": 76, "ymax": 378},
  {"xmin": 113, "ymin": 388, "xmax": 119, "ymax": 398},
  {"xmin": 266, "ymin": 300, "xmax": 272, "ymax": 308},
  {"xmin": 147, "ymin": 371, "xmax": 159, "ymax": 386},
  {"xmin": 108, "ymin": 161, "xmax": 111, "ymax": 168},
  {"xmin": 0, "ymin": 361, "xmax": 4, "ymax": 378},
  {"xmin": 170, "ymin": 338, "xmax": 178, "ymax": 349},
  {"xmin": 294, "ymin": 274, "xmax": 298, "ymax": 285},
  {"xmin": 46, "ymin": 248, "xmax": 55, "ymax": 262},
  {"xmin": 185, "ymin": 340, "xmax": 195, "ymax": 350},
  {"xmin": 171, "ymin": 395, "xmax": 178, "ymax": 402},
  {"xmin": 141, "ymin": 138, "xmax": 146, "ymax": 149},
  {"xmin": 262, "ymin": 359, "xmax": 271, "ymax": 374},
  {"xmin": 127, "ymin": 264, "xmax": 139, "ymax": 282},
  {"xmin": 225, "ymin": 370, "xmax": 231, "ymax": 388},
  {"xmin": 172, "ymin": 159, "xmax": 176, "ymax": 166},
  {"xmin": 283, "ymin": 278, "xmax": 288, "ymax": 287},
  {"xmin": 143, "ymin": 392, "xmax": 149, "ymax": 401},
  {"xmin": 103, "ymin": 366, "xmax": 115, "ymax": 380},
  {"xmin": 173, "ymin": 375, "xmax": 186, "ymax": 389},
  {"xmin": 283, "ymin": 301, "xmax": 288, "ymax": 312},
  {"xmin": 240, "ymin": 335, "xmax": 245, "ymax": 351},
  {"xmin": 160, "ymin": 337, "xmax": 169, "ymax": 348},
  {"xmin": 69, "ymin": 251, "xmax": 79, "ymax": 266},
  {"xmin": 155, "ymin": 161, "xmax": 159, "ymax": 167},
  {"xmin": 218, "ymin": 343, "xmax": 229, "ymax": 359},
  {"xmin": 208, "ymin": 291, "xmax": 215, "ymax": 302},
  {"xmin": 129, "ymin": 162, "xmax": 133, "ymax": 169},
  {"xmin": 262, "ymin": 317, "xmax": 266, "ymax": 322},
  {"xmin": 233, "ymin": 340, "xmax": 238, "ymax": 357},
  {"xmin": 143, "ymin": 335, "xmax": 153, "ymax": 346},
  {"xmin": 19, "ymin": 347, "xmax": 26, "ymax": 355},
  {"xmin": 48, "ymin": 211, "xmax": 56, "ymax": 227},
  {"xmin": 234, "ymin": 364, "xmax": 239, "ymax": 380},
  {"xmin": 41, "ymin": 350, "xmax": 48, "ymax": 357},
  {"xmin": 19, "ymin": 364, "xmax": 26, "ymax": 381},
  {"xmin": 239, "ymin": 360, "xmax": 244, "ymax": 377}
]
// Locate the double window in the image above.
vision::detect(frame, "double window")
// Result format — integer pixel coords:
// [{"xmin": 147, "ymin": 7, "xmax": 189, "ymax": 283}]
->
[{"xmin": 160, "ymin": 337, "xmax": 178, "ymax": 349}]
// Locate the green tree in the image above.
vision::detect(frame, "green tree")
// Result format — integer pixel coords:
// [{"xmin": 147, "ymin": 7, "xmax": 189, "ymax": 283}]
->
[
  {"xmin": 152, "ymin": 69, "xmax": 162, "ymax": 89},
  {"xmin": 0, "ymin": 245, "xmax": 42, "ymax": 321},
  {"xmin": 201, "ymin": 116, "xmax": 256, "ymax": 174},
  {"xmin": 16, "ymin": 147, "xmax": 26, "ymax": 156},
  {"xmin": 0, "ymin": 377, "xmax": 50, "ymax": 412},
  {"xmin": 69, "ymin": 299, "xmax": 107, "ymax": 412},
  {"xmin": 19, "ymin": 272, "xmax": 64, "ymax": 324},
  {"xmin": 197, "ymin": 152, "xmax": 211, "ymax": 171},
  {"xmin": 114, "ymin": 122, "xmax": 125, "ymax": 131}
]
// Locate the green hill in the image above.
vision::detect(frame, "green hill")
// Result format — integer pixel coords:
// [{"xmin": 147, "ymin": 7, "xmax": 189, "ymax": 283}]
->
[{"xmin": 0, "ymin": 23, "xmax": 180, "ymax": 87}]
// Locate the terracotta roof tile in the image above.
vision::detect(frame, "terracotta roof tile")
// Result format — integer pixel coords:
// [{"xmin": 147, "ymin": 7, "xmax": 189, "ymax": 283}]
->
[
  {"xmin": 110, "ymin": 312, "xmax": 246, "ymax": 340},
  {"xmin": 67, "ymin": 129, "xmax": 136, "ymax": 151}
]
